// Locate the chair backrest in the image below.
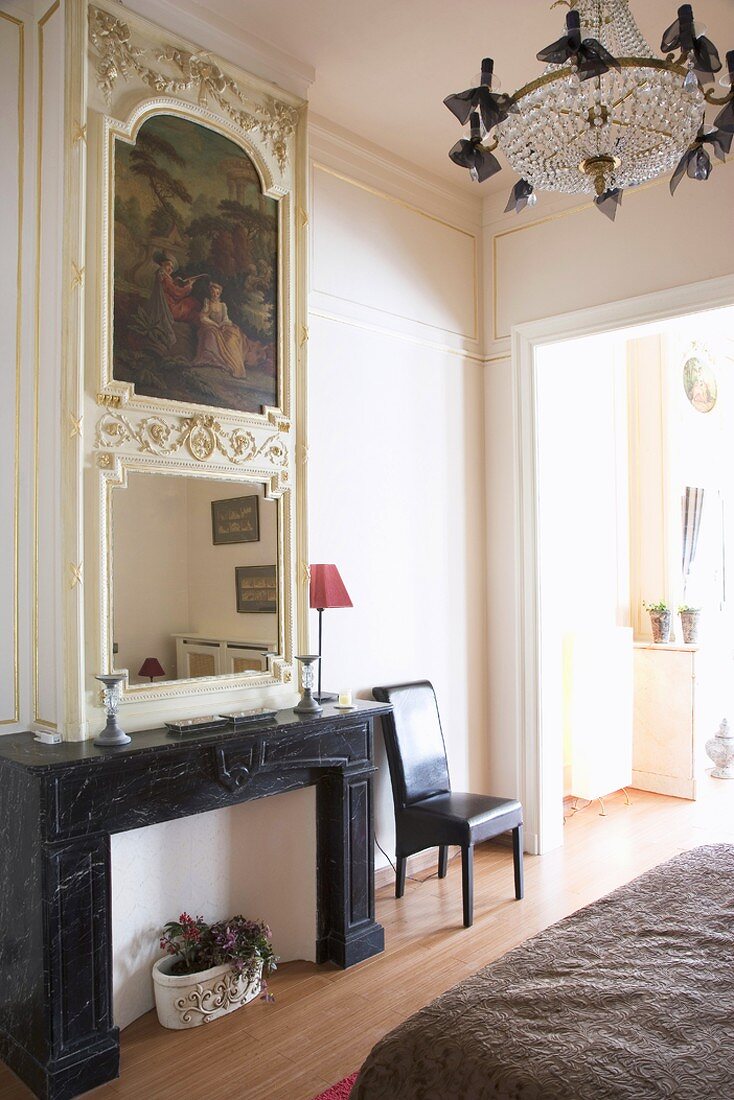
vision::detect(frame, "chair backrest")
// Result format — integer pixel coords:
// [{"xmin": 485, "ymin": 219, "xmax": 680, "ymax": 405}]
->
[{"xmin": 372, "ymin": 681, "xmax": 451, "ymax": 808}]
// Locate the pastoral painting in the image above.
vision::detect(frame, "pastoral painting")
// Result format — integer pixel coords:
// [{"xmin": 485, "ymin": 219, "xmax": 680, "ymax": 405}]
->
[{"xmin": 113, "ymin": 114, "xmax": 278, "ymax": 414}]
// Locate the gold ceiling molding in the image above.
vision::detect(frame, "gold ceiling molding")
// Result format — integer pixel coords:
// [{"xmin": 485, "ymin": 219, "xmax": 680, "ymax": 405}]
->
[
  {"xmin": 95, "ymin": 410, "xmax": 290, "ymax": 470},
  {"xmin": 88, "ymin": 6, "xmax": 298, "ymax": 170},
  {"xmin": 0, "ymin": 10, "xmax": 24, "ymax": 726},
  {"xmin": 491, "ymin": 158, "xmax": 733, "ymax": 343}
]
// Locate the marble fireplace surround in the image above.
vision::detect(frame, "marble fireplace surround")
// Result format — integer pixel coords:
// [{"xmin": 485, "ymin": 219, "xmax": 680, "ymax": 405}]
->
[{"xmin": 0, "ymin": 701, "xmax": 389, "ymax": 1100}]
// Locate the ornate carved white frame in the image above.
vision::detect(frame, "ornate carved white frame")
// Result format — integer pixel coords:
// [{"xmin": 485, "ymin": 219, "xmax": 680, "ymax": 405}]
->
[{"xmin": 78, "ymin": 1, "xmax": 308, "ymax": 729}]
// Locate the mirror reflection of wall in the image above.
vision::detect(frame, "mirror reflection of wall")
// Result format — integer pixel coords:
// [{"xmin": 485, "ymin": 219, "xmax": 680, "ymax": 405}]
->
[{"xmin": 113, "ymin": 473, "xmax": 278, "ymax": 684}]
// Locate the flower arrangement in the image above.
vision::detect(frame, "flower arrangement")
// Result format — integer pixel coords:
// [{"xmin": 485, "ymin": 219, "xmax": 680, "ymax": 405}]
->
[{"xmin": 160, "ymin": 912, "xmax": 278, "ymax": 998}]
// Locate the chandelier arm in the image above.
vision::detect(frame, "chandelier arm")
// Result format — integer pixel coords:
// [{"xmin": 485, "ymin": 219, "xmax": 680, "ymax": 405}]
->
[{"xmin": 704, "ymin": 89, "xmax": 733, "ymax": 106}]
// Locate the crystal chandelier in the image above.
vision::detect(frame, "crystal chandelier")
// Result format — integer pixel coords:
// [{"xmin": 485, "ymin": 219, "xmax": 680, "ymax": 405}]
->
[{"xmin": 444, "ymin": 2, "xmax": 733, "ymax": 219}]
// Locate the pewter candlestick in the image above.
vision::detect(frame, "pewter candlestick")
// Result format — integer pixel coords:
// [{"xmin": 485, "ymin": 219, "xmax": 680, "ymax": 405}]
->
[
  {"xmin": 94, "ymin": 673, "xmax": 131, "ymax": 747},
  {"xmin": 294, "ymin": 655, "xmax": 322, "ymax": 715}
]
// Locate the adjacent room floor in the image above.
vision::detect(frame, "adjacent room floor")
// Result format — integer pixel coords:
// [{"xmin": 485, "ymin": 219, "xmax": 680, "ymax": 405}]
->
[{"xmin": 2, "ymin": 779, "xmax": 732, "ymax": 1100}]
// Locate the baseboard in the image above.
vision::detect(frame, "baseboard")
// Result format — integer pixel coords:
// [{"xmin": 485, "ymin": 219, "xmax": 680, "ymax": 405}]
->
[
  {"xmin": 631, "ymin": 770, "xmax": 696, "ymax": 800},
  {"xmin": 374, "ymin": 846, "xmax": 460, "ymax": 889}
]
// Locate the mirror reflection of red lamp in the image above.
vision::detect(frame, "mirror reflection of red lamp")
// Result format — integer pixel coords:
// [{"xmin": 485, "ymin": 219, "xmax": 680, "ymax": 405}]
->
[
  {"xmin": 309, "ymin": 564, "xmax": 353, "ymax": 703},
  {"xmin": 138, "ymin": 657, "xmax": 166, "ymax": 682}
]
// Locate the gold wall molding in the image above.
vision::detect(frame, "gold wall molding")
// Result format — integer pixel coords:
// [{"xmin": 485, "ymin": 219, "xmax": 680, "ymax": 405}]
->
[
  {"xmin": 308, "ymin": 306, "xmax": 485, "ymax": 364},
  {"xmin": 88, "ymin": 6, "xmax": 298, "ymax": 170},
  {"xmin": 312, "ymin": 161, "xmax": 480, "ymax": 343},
  {"xmin": 32, "ymin": 0, "xmax": 62, "ymax": 732},
  {"xmin": 0, "ymin": 10, "xmax": 24, "ymax": 725}
]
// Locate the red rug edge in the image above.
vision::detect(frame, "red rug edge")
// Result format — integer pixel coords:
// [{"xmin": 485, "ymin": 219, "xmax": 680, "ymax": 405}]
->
[{"xmin": 312, "ymin": 1070, "xmax": 359, "ymax": 1100}]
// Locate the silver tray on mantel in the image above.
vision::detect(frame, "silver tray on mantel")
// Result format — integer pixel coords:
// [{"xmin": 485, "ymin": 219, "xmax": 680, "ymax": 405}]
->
[
  {"xmin": 219, "ymin": 707, "xmax": 279, "ymax": 730},
  {"xmin": 165, "ymin": 716, "xmax": 230, "ymax": 736}
]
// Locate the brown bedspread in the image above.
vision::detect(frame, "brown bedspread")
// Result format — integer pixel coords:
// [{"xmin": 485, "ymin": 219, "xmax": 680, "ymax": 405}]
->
[{"xmin": 352, "ymin": 845, "xmax": 734, "ymax": 1099}]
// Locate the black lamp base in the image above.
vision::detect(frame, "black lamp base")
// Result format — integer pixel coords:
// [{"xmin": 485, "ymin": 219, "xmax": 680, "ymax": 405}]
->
[{"xmin": 314, "ymin": 691, "xmax": 338, "ymax": 703}]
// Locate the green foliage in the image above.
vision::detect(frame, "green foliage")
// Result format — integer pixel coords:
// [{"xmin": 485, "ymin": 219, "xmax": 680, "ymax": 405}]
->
[
  {"xmin": 643, "ymin": 601, "xmax": 670, "ymax": 614},
  {"xmin": 129, "ymin": 130, "xmax": 192, "ymax": 230},
  {"xmin": 678, "ymin": 605, "xmax": 700, "ymax": 614},
  {"xmin": 160, "ymin": 912, "xmax": 278, "ymax": 988}
]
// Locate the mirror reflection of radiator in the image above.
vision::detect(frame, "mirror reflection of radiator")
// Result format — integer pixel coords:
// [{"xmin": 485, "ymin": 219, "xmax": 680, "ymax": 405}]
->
[
  {"xmin": 174, "ymin": 634, "xmax": 273, "ymax": 679},
  {"xmin": 563, "ymin": 627, "xmax": 633, "ymax": 803}
]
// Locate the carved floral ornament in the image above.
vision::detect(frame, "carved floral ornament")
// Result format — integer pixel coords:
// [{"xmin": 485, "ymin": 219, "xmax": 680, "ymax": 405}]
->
[
  {"xmin": 95, "ymin": 410, "xmax": 290, "ymax": 470},
  {"xmin": 88, "ymin": 6, "xmax": 299, "ymax": 171}
]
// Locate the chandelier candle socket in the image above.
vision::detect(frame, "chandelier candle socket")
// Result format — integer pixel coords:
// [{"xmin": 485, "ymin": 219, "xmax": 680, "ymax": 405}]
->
[{"xmin": 443, "ymin": 0, "xmax": 733, "ymax": 219}]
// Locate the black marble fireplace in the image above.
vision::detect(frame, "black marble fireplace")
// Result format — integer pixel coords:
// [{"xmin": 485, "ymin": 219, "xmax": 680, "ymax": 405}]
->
[{"xmin": 0, "ymin": 701, "xmax": 390, "ymax": 1100}]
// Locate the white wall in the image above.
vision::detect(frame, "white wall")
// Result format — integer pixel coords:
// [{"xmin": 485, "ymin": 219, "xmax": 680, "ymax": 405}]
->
[
  {"xmin": 483, "ymin": 168, "xmax": 734, "ymax": 803},
  {"xmin": 308, "ymin": 126, "xmax": 487, "ymax": 869},
  {"xmin": 113, "ymin": 473, "xmax": 190, "ymax": 683},
  {"xmin": 535, "ymin": 336, "xmax": 630, "ymax": 809}
]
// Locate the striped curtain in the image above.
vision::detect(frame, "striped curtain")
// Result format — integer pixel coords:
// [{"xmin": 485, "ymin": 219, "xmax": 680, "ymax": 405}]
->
[{"xmin": 682, "ymin": 487, "xmax": 705, "ymax": 599}]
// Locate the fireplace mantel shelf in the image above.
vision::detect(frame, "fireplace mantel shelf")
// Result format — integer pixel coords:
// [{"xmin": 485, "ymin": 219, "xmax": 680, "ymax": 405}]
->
[{"xmin": 0, "ymin": 700, "xmax": 391, "ymax": 1100}]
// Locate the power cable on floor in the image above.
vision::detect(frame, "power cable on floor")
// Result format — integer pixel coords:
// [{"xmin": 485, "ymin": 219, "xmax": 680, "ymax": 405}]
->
[{"xmin": 375, "ymin": 835, "xmax": 442, "ymax": 885}]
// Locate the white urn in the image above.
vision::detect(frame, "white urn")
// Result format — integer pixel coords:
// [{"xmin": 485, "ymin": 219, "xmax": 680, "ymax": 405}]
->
[
  {"xmin": 705, "ymin": 718, "xmax": 734, "ymax": 779},
  {"xmin": 152, "ymin": 956, "xmax": 262, "ymax": 1029}
]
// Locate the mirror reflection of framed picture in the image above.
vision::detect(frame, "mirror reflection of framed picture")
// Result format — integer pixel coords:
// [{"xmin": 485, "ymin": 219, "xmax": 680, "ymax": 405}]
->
[
  {"xmin": 212, "ymin": 495, "xmax": 260, "ymax": 545},
  {"xmin": 235, "ymin": 565, "xmax": 277, "ymax": 614}
]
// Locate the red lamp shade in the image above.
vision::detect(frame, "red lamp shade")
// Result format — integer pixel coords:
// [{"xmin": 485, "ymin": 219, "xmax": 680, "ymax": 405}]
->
[
  {"xmin": 309, "ymin": 564, "xmax": 353, "ymax": 610},
  {"xmin": 138, "ymin": 657, "xmax": 165, "ymax": 680}
]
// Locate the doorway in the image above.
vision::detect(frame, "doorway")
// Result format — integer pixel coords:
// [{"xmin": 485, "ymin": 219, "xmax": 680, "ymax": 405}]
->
[{"xmin": 514, "ymin": 275, "xmax": 734, "ymax": 855}]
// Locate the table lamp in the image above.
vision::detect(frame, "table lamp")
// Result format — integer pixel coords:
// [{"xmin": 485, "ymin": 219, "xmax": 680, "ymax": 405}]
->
[
  {"xmin": 138, "ymin": 657, "xmax": 166, "ymax": 683},
  {"xmin": 310, "ymin": 564, "xmax": 352, "ymax": 703}
]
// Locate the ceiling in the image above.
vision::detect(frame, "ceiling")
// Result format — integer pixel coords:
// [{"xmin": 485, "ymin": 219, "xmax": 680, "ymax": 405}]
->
[{"xmin": 174, "ymin": 0, "xmax": 733, "ymax": 195}]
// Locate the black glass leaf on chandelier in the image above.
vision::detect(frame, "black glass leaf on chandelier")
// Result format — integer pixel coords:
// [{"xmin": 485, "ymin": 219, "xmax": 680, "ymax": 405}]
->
[
  {"xmin": 536, "ymin": 11, "xmax": 621, "ymax": 80},
  {"xmin": 661, "ymin": 4, "xmax": 721, "ymax": 80},
  {"xmin": 595, "ymin": 187, "xmax": 623, "ymax": 221},
  {"xmin": 505, "ymin": 178, "xmax": 535, "ymax": 214},
  {"xmin": 443, "ymin": 57, "xmax": 514, "ymax": 133},
  {"xmin": 713, "ymin": 50, "xmax": 734, "ymax": 132},
  {"xmin": 448, "ymin": 111, "xmax": 502, "ymax": 183},
  {"xmin": 670, "ymin": 127, "xmax": 733, "ymax": 194}
]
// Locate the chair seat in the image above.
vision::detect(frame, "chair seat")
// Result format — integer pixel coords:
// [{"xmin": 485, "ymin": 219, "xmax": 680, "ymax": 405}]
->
[{"xmin": 401, "ymin": 792, "xmax": 522, "ymax": 848}]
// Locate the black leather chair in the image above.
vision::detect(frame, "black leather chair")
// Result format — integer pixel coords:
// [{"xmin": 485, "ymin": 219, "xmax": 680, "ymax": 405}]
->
[{"xmin": 373, "ymin": 680, "xmax": 523, "ymax": 927}]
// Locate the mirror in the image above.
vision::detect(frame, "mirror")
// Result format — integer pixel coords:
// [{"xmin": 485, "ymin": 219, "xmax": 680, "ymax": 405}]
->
[{"xmin": 111, "ymin": 472, "xmax": 279, "ymax": 685}]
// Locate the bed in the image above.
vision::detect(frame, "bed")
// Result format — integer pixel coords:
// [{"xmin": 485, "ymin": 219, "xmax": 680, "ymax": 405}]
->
[{"xmin": 352, "ymin": 844, "xmax": 734, "ymax": 1099}]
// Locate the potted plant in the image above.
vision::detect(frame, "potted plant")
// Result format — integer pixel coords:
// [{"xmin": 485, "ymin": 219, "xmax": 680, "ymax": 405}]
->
[
  {"xmin": 678, "ymin": 605, "xmax": 701, "ymax": 644},
  {"xmin": 644, "ymin": 601, "xmax": 671, "ymax": 644},
  {"xmin": 152, "ymin": 912, "xmax": 277, "ymax": 1030}
]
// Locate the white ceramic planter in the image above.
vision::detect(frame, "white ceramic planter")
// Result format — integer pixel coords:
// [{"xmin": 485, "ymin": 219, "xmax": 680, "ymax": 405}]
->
[{"xmin": 152, "ymin": 955, "xmax": 262, "ymax": 1029}]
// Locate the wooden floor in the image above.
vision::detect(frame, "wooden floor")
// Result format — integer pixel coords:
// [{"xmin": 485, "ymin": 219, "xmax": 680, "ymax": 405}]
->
[{"xmin": 2, "ymin": 779, "xmax": 734, "ymax": 1100}]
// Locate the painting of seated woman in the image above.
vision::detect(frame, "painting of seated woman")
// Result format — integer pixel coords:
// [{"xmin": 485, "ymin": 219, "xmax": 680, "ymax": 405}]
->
[{"xmin": 113, "ymin": 114, "xmax": 278, "ymax": 415}]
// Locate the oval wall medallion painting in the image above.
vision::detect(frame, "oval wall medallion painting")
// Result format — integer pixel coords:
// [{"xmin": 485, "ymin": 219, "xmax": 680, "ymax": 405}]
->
[
  {"xmin": 113, "ymin": 114, "xmax": 278, "ymax": 415},
  {"xmin": 682, "ymin": 349, "xmax": 717, "ymax": 415}
]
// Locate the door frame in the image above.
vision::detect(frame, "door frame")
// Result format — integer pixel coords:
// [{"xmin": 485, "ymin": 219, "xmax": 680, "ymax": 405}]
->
[{"xmin": 513, "ymin": 273, "xmax": 734, "ymax": 855}]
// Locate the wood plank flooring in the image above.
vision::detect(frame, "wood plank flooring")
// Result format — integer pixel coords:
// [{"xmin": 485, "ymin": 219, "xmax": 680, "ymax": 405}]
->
[{"xmin": 2, "ymin": 779, "xmax": 734, "ymax": 1100}]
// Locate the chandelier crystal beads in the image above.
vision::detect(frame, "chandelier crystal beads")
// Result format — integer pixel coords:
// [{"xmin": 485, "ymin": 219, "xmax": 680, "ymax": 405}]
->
[{"xmin": 444, "ymin": 1, "xmax": 733, "ymax": 219}]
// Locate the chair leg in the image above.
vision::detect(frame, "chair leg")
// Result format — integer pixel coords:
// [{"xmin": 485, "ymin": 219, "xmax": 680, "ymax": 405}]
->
[
  {"xmin": 438, "ymin": 845, "xmax": 449, "ymax": 878},
  {"xmin": 396, "ymin": 855, "xmax": 407, "ymax": 898},
  {"xmin": 461, "ymin": 845, "xmax": 474, "ymax": 928},
  {"xmin": 512, "ymin": 824, "xmax": 524, "ymax": 900}
]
